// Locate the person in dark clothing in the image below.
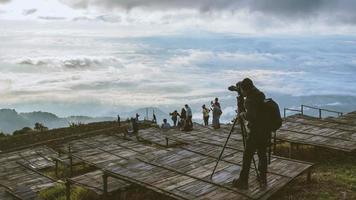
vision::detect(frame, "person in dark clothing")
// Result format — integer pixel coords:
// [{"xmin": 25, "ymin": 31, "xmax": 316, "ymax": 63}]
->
[
  {"xmin": 131, "ymin": 117, "xmax": 139, "ymax": 140},
  {"xmin": 135, "ymin": 113, "xmax": 140, "ymax": 122},
  {"xmin": 214, "ymin": 97, "xmax": 221, "ymax": 109},
  {"xmin": 170, "ymin": 110, "xmax": 180, "ymax": 127},
  {"xmin": 117, "ymin": 114, "xmax": 121, "ymax": 126},
  {"xmin": 233, "ymin": 78, "xmax": 269, "ymax": 189},
  {"xmin": 179, "ymin": 107, "xmax": 186, "ymax": 129},
  {"xmin": 153, "ymin": 113, "xmax": 157, "ymax": 124}
]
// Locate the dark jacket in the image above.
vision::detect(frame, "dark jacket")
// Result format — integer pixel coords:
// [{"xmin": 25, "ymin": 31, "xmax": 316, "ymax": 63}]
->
[
  {"xmin": 243, "ymin": 86, "xmax": 265, "ymax": 133},
  {"xmin": 180, "ymin": 108, "xmax": 186, "ymax": 119}
]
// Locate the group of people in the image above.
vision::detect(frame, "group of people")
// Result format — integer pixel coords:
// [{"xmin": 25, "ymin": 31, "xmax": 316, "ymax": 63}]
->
[
  {"xmin": 202, "ymin": 97, "xmax": 222, "ymax": 129},
  {"xmin": 162, "ymin": 104, "xmax": 193, "ymax": 131},
  {"xmin": 161, "ymin": 99, "xmax": 223, "ymax": 132}
]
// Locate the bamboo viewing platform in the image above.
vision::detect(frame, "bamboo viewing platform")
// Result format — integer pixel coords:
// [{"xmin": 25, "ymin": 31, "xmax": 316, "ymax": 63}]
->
[
  {"xmin": 0, "ymin": 122, "xmax": 313, "ymax": 200},
  {"xmin": 0, "ymin": 147, "xmax": 57, "ymax": 200},
  {"xmin": 279, "ymin": 107, "xmax": 356, "ymax": 154}
]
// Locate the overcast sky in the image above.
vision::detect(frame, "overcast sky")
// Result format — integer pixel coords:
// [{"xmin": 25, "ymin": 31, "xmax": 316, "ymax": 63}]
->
[
  {"xmin": 1, "ymin": 0, "xmax": 356, "ymax": 35},
  {"xmin": 1, "ymin": 0, "xmax": 356, "ymax": 118}
]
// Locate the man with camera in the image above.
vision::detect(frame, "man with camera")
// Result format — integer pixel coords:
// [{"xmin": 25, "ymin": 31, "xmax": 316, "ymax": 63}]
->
[{"xmin": 230, "ymin": 78, "xmax": 269, "ymax": 189}]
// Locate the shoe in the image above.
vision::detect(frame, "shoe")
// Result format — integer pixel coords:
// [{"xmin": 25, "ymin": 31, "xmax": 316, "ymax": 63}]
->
[
  {"xmin": 232, "ymin": 178, "xmax": 248, "ymax": 190},
  {"xmin": 259, "ymin": 175, "xmax": 267, "ymax": 188}
]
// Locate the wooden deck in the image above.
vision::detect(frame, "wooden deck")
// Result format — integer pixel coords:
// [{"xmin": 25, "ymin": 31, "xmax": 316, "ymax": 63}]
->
[
  {"xmin": 0, "ymin": 147, "xmax": 57, "ymax": 200},
  {"xmin": 278, "ymin": 112, "xmax": 356, "ymax": 152},
  {"xmin": 0, "ymin": 186, "xmax": 17, "ymax": 200},
  {"xmin": 61, "ymin": 124, "xmax": 312, "ymax": 200},
  {"xmin": 69, "ymin": 170, "xmax": 131, "ymax": 195},
  {"xmin": 0, "ymin": 123, "xmax": 313, "ymax": 200}
]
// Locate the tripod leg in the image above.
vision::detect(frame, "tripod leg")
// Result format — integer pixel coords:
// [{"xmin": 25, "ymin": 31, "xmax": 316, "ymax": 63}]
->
[{"xmin": 210, "ymin": 117, "xmax": 238, "ymax": 179}]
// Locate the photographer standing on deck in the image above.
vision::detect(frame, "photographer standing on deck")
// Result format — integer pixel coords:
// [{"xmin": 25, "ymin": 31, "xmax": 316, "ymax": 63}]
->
[{"xmin": 232, "ymin": 78, "xmax": 269, "ymax": 189}]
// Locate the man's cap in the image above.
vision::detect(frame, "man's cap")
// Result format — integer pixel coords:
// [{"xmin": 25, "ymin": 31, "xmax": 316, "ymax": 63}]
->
[{"xmin": 240, "ymin": 78, "xmax": 254, "ymax": 90}]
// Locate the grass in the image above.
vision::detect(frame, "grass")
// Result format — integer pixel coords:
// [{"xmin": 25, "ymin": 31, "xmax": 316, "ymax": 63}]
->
[
  {"xmin": 43, "ymin": 162, "xmax": 97, "ymax": 180},
  {"xmin": 39, "ymin": 184, "xmax": 99, "ymax": 200},
  {"xmin": 272, "ymin": 143, "xmax": 356, "ymax": 200}
]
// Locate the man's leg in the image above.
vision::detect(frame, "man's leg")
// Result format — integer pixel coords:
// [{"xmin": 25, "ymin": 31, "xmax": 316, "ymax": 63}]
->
[
  {"xmin": 234, "ymin": 139, "xmax": 257, "ymax": 188},
  {"xmin": 257, "ymin": 145, "xmax": 268, "ymax": 185},
  {"xmin": 188, "ymin": 116, "xmax": 193, "ymax": 129}
]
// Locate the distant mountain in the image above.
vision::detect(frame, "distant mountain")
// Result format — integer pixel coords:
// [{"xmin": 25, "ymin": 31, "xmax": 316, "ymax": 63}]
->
[
  {"xmin": 20, "ymin": 111, "xmax": 68, "ymax": 129},
  {"xmin": 0, "ymin": 109, "xmax": 116, "ymax": 134},
  {"xmin": 0, "ymin": 109, "xmax": 32, "ymax": 134},
  {"xmin": 0, "ymin": 107, "xmax": 171, "ymax": 134},
  {"xmin": 67, "ymin": 116, "xmax": 115, "ymax": 124}
]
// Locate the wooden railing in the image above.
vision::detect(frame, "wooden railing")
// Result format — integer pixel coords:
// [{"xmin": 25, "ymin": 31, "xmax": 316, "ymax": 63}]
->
[
  {"xmin": 283, "ymin": 108, "xmax": 302, "ymax": 119},
  {"xmin": 283, "ymin": 105, "xmax": 343, "ymax": 119},
  {"xmin": 301, "ymin": 105, "xmax": 343, "ymax": 119}
]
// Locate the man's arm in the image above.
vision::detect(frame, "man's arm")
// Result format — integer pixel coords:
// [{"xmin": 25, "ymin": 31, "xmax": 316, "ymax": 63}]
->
[{"xmin": 240, "ymin": 98, "xmax": 259, "ymax": 122}]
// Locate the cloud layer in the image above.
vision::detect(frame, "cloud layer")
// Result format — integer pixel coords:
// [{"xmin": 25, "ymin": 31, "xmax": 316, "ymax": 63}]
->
[
  {"xmin": 1, "ymin": 32, "xmax": 356, "ymax": 117},
  {"xmin": 59, "ymin": 0, "xmax": 356, "ymax": 24}
]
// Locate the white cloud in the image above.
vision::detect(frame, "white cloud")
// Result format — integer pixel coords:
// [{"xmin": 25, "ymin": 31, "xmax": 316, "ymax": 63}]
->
[{"xmin": 22, "ymin": 8, "xmax": 37, "ymax": 16}]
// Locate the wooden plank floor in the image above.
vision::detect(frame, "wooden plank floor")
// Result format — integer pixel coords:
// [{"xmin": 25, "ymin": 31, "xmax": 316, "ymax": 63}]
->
[
  {"xmin": 70, "ymin": 170, "xmax": 131, "ymax": 195},
  {"xmin": 63, "ymin": 124, "xmax": 312, "ymax": 200},
  {"xmin": 0, "ymin": 147, "xmax": 57, "ymax": 200},
  {"xmin": 278, "ymin": 113, "xmax": 356, "ymax": 152},
  {"xmin": 0, "ymin": 187, "xmax": 17, "ymax": 200},
  {"xmin": 0, "ymin": 123, "xmax": 312, "ymax": 200},
  {"xmin": 135, "ymin": 127, "xmax": 181, "ymax": 147}
]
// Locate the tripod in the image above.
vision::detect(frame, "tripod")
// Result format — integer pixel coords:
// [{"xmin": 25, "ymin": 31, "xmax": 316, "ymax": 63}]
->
[{"xmin": 210, "ymin": 113, "xmax": 261, "ymax": 182}]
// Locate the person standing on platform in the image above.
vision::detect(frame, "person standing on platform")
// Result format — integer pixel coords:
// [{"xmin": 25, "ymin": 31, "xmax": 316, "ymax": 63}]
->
[
  {"xmin": 185, "ymin": 104, "xmax": 193, "ymax": 131},
  {"xmin": 232, "ymin": 78, "xmax": 269, "ymax": 189},
  {"xmin": 211, "ymin": 99, "xmax": 222, "ymax": 129},
  {"xmin": 170, "ymin": 110, "xmax": 180, "ymax": 127},
  {"xmin": 179, "ymin": 107, "xmax": 186, "ymax": 129},
  {"xmin": 202, "ymin": 105, "xmax": 210, "ymax": 126}
]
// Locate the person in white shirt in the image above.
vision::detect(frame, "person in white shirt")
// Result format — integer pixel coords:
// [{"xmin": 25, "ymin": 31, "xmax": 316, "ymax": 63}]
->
[{"xmin": 185, "ymin": 104, "xmax": 193, "ymax": 131}]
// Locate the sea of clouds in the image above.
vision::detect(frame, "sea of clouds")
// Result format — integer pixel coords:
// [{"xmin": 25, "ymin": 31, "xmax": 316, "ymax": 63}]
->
[{"xmin": 0, "ymin": 32, "xmax": 356, "ymax": 121}]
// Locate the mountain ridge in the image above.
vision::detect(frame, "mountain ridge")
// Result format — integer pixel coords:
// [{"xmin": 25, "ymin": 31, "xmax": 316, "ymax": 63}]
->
[{"xmin": 0, "ymin": 107, "xmax": 168, "ymax": 134}]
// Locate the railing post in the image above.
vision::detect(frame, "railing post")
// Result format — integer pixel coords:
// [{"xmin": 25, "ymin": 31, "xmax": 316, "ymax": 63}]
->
[
  {"xmin": 68, "ymin": 145, "xmax": 73, "ymax": 177},
  {"xmin": 65, "ymin": 179, "xmax": 71, "ymax": 200},
  {"xmin": 103, "ymin": 173, "xmax": 108, "ymax": 197}
]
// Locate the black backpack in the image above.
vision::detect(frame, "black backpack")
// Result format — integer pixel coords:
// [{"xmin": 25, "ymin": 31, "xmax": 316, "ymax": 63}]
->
[{"xmin": 262, "ymin": 98, "xmax": 282, "ymax": 132}]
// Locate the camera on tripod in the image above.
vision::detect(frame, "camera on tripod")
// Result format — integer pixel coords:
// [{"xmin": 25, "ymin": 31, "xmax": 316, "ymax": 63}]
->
[{"xmin": 228, "ymin": 81, "xmax": 242, "ymax": 96}]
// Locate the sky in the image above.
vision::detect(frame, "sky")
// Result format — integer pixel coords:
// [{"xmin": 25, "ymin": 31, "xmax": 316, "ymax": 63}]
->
[{"xmin": 0, "ymin": 0, "xmax": 356, "ymax": 119}]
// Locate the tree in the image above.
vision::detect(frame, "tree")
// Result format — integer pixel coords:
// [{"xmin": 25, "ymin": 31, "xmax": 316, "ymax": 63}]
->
[
  {"xmin": 13, "ymin": 127, "xmax": 32, "ymax": 135},
  {"xmin": 0, "ymin": 132, "xmax": 6, "ymax": 137},
  {"xmin": 34, "ymin": 122, "xmax": 48, "ymax": 132}
]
